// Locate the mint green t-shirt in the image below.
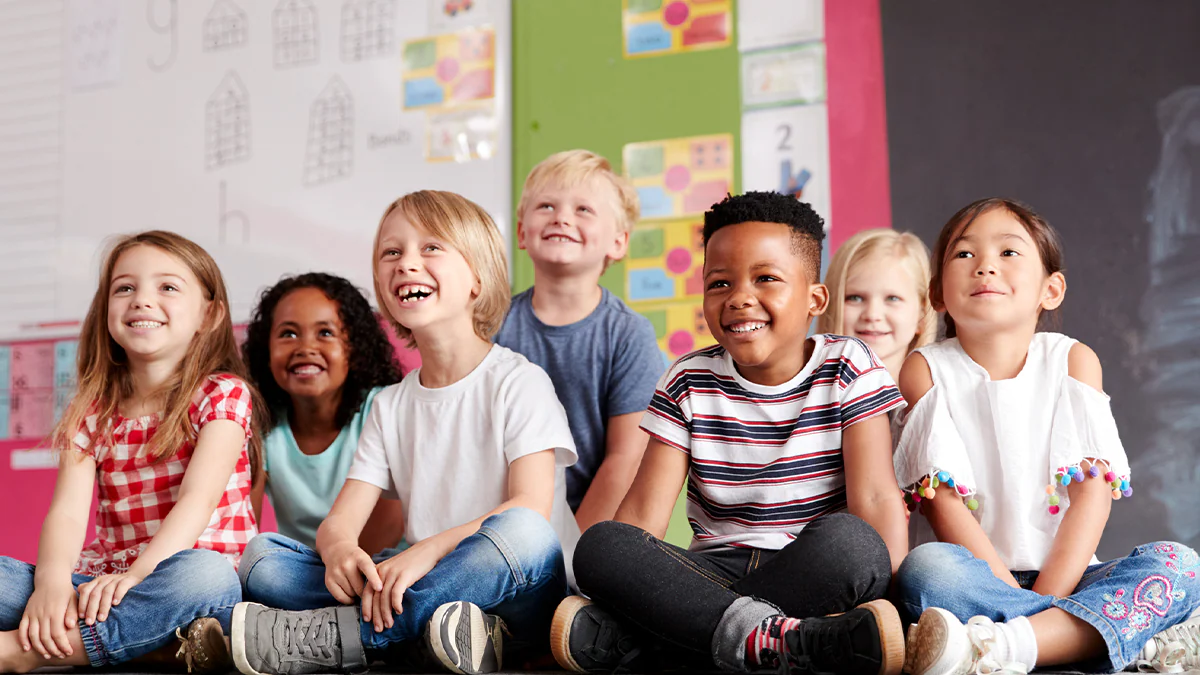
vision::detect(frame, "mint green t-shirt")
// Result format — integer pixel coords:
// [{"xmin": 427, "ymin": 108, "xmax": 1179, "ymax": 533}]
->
[{"xmin": 264, "ymin": 387, "xmax": 382, "ymax": 547}]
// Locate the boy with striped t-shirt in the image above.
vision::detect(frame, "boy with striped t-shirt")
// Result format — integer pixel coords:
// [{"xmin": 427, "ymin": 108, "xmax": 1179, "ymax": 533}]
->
[{"xmin": 551, "ymin": 192, "xmax": 910, "ymax": 675}]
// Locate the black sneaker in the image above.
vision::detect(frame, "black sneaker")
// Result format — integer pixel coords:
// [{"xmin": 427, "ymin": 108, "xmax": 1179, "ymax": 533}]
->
[
  {"xmin": 231, "ymin": 602, "xmax": 368, "ymax": 675},
  {"xmin": 425, "ymin": 601, "xmax": 507, "ymax": 674},
  {"xmin": 550, "ymin": 596, "xmax": 649, "ymax": 673},
  {"xmin": 772, "ymin": 599, "xmax": 904, "ymax": 675}
]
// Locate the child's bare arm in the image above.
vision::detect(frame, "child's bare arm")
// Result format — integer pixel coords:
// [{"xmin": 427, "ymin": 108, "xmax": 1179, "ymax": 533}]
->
[
  {"xmin": 77, "ymin": 419, "xmax": 247, "ymax": 625},
  {"xmin": 250, "ymin": 471, "xmax": 266, "ymax": 524},
  {"xmin": 843, "ymin": 414, "xmax": 908, "ymax": 573},
  {"xmin": 900, "ymin": 354, "xmax": 1020, "ymax": 588},
  {"xmin": 358, "ymin": 498, "xmax": 406, "ymax": 555},
  {"xmin": 613, "ymin": 439, "xmax": 688, "ymax": 539},
  {"xmin": 1032, "ymin": 343, "xmax": 1111, "ymax": 597},
  {"xmin": 574, "ymin": 412, "xmax": 649, "ymax": 533},
  {"xmin": 20, "ymin": 453, "xmax": 95, "ymax": 659},
  {"xmin": 317, "ymin": 478, "xmax": 385, "ymax": 604}
]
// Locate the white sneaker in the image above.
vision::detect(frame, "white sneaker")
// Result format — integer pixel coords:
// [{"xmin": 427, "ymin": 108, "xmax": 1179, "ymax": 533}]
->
[
  {"xmin": 1134, "ymin": 614, "xmax": 1200, "ymax": 673},
  {"xmin": 904, "ymin": 608, "xmax": 1029, "ymax": 675}
]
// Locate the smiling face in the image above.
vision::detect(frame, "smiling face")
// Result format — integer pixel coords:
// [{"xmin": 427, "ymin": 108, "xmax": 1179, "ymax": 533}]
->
[
  {"xmin": 268, "ymin": 286, "xmax": 349, "ymax": 405},
  {"xmin": 375, "ymin": 209, "xmax": 480, "ymax": 341},
  {"xmin": 702, "ymin": 221, "xmax": 828, "ymax": 386},
  {"xmin": 939, "ymin": 208, "xmax": 1065, "ymax": 336},
  {"xmin": 841, "ymin": 253, "xmax": 924, "ymax": 367},
  {"xmin": 517, "ymin": 175, "xmax": 629, "ymax": 276},
  {"xmin": 106, "ymin": 244, "xmax": 210, "ymax": 368}
]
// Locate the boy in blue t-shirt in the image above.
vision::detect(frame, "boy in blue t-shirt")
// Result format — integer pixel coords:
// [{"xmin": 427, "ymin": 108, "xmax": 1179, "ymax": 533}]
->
[{"xmin": 496, "ymin": 150, "xmax": 664, "ymax": 533}]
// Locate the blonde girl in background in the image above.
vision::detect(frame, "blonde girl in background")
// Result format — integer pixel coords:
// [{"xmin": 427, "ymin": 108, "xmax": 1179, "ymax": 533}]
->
[
  {"xmin": 0, "ymin": 231, "xmax": 266, "ymax": 674},
  {"xmin": 818, "ymin": 228, "xmax": 936, "ymax": 381}
]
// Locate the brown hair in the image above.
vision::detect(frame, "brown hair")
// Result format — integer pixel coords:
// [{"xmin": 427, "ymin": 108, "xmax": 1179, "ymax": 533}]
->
[
  {"xmin": 52, "ymin": 231, "xmax": 266, "ymax": 481},
  {"xmin": 930, "ymin": 198, "xmax": 1065, "ymax": 338},
  {"xmin": 373, "ymin": 190, "xmax": 510, "ymax": 348},
  {"xmin": 819, "ymin": 228, "xmax": 936, "ymax": 353}
]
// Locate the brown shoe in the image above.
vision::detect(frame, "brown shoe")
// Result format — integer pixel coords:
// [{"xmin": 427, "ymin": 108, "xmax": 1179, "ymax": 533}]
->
[{"xmin": 176, "ymin": 617, "xmax": 232, "ymax": 674}]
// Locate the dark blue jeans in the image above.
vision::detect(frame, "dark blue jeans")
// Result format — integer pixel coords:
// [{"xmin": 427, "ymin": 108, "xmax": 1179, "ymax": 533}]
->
[
  {"xmin": 896, "ymin": 541, "xmax": 1200, "ymax": 671},
  {"xmin": 239, "ymin": 507, "xmax": 568, "ymax": 652},
  {"xmin": 0, "ymin": 549, "xmax": 241, "ymax": 667}
]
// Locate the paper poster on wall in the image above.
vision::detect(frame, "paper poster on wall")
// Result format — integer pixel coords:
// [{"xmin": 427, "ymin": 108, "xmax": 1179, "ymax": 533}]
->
[
  {"xmin": 425, "ymin": 103, "xmax": 498, "ymax": 162},
  {"xmin": 9, "ymin": 342, "xmax": 55, "ymax": 440},
  {"xmin": 622, "ymin": 0, "xmax": 731, "ymax": 59},
  {"xmin": 402, "ymin": 27, "xmax": 495, "ymax": 109},
  {"xmin": 67, "ymin": 0, "xmax": 122, "ymax": 90},
  {"xmin": 741, "ymin": 43, "xmax": 825, "ymax": 110},
  {"xmin": 741, "ymin": 104, "xmax": 832, "ymax": 232},
  {"xmin": 623, "ymin": 134, "xmax": 734, "ymax": 220},
  {"xmin": 638, "ymin": 300, "xmax": 717, "ymax": 365},
  {"xmin": 626, "ymin": 217, "xmax": 704, "ymax": 304},
  {"xmin": 737, "ymin": 0, "xmax": 822, "ymax": 51},
  {"xmin": 0, "ymin": 346, "xmax": 10, "ymax": 441},
  {"xmin": 428, "ymin": 0, "xmax": 491, "ymax": 32}
]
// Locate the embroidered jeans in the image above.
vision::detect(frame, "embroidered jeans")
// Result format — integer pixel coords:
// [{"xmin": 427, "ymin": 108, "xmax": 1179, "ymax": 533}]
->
[{"xmin": 896, "ymin": 541, "xmax": 1200, "ymax": 671}]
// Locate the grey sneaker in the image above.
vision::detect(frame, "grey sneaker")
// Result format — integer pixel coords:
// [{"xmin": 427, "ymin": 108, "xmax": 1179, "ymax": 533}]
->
[
  {"xmin": 424, "ymin": 601, "xmax": 507, "ymax": 674},
  {"xmin": 231, "ymin": 602, "xmax": 367, "ymax": 675}
]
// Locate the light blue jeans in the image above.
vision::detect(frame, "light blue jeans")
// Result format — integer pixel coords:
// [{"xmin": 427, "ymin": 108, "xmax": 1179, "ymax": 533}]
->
[
  {"xmin": 896, "ymin": 541, "xmax": 1200, "ymax": 671},
  {"xmin": 0, "ymin": 549, "xmax": 242, "ymax": 667},
  {"xmin": 239, "ymin": 507, "xmax": 568, "ymax": 653}
]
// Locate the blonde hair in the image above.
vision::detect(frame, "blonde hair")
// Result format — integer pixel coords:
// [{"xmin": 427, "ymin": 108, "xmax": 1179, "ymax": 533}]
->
[
  {"xmin": 518, "ymin": 149, "xmax": 640, "ymax": 239},
  {"xmin": 819, "ymin": 228, "xmax": 936, "ymax": 353},
  {"xmin": 52, "ymin": 231, "xmax": 266, "ymax": 481},
  {"xmin": 373, "ymin": 190, "xmax": 510, "ymax": 348}
]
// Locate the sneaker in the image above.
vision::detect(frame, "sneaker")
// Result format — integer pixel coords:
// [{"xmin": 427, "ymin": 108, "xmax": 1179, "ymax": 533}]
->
[
  {"xmin": 231, "ymin": 602, "xmax": 368, "ymax": 675},
  {"xmin": 765, "ymin": 599, "xmax": 904, "ymax": 675},
  {"xmin": 1134, "ymin": 614, "xmax": 1200, "ymax": 673},
  {"xmin": 176, "ymin": 617, "xmax": 233, "ymax": 674},
  {"xmin": 425, "ymin": 601, "xmax": 507, "ymax": 674},
  {"xmin": 550, "ymin": 596, "xmax": 649, "ymax": 673},
  {"xmin": 904, "ymin": 608, "xmax": 1028, "ymax": 675}
]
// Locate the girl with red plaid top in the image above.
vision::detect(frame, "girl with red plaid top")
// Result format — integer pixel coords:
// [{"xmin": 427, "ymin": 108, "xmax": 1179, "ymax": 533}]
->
[{"xmin": 0, "ymin": 231, "xmax": 267, "ymax": 674}]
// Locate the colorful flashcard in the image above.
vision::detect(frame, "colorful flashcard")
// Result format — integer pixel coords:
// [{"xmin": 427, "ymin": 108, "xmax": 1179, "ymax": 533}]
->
[
  {"xmin": 636, "ymin": 300, "xmax": 716, "ymax": 365},
  {"xmin": 741, "ymin": 43, "xmax": 826, "ymax": 110},
  {"xmin": 53, "ymin": 340, "xmax": 77, "ymax": 422},
  {"xmin": 623, "ymin": 0, "xmax": 731, "ymax": 58},
  {"xmin": 425, "ymin": 103, "xmax": 498, "ymax": 162},
  {"xmin": 9, "ymin": 342, "xmax": 55, "ymax": 440},
  {"xmin": 624, "ymin": 134, "xmax": 734, "ymax": 220},
  {"xmin": 627, "ymin": 217, "xmax": 705, "ymax": 304},
  {"xmin": 741, "ymin": 104, "xmax": 831, "ymax": 232},
  {"xmin": 428, "ymin": 0, "xmax": 492, "ymax": 33},
  {"xmin": 737, "ymin": 0, "xmax": 822, "ymax": 52},
  {"xmin": 402, "ymin": 27, "xmax": 495, "ymax": 110},
  {"xmin": 0, "ymin": 346, "xmax": 10, "ymax": 441}
]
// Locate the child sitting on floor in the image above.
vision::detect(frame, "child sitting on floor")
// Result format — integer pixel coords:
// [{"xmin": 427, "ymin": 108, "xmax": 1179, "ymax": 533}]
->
[{"xmin": 551, "ymin": 192, "xmax": 910, "ymax": 675}]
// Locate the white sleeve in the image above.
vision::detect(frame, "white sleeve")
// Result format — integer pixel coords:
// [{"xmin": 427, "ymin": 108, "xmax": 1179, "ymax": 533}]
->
[
  {"xmin": 1047, "ymin": 376, "xmax": 1132, "ymax": 496},
  {"xmin": 500, "ymin": 363, "xmax": 578, "ymax": 467},
  {"xmin": 893, "ymin": 384, "xmax": 979, "ymax": 505},
  {"xmin": 346, "ymin": 390, "xmax": 398, "ymax": 496}
]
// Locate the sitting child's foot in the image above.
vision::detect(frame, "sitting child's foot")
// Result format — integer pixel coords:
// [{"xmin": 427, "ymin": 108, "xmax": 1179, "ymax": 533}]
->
[
  {"xmin": 425, "ymin": 601, "xmax": 507, "ymax": 674},
  {"xmin": 1134, "ymin": 612, "xmax": 1200, "ymax": 673},
  {"xmin": 904, "ymin": 608, "xmax": 1028, "ymax": 675},
  {"xmin": 176, "ymin": 617, "xmax": 232, "ymax": 674},
  {"xmin": 749, "ymin": 599, "xmax": 905, "ymax": 675},
  {"xmin": 550, "ymin": 596, "xmax": 649, "ymax": 673},
  {"xmin": 231, "ymin": 602, "xmax": 368, "ymax": 675}
]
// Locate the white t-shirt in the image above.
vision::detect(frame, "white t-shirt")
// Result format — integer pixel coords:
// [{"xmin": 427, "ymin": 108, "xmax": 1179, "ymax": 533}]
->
[
  {"xmin": 893, "ymin": 333, "xmax": 1131, "ymax": 571},
  {"xmin": 346, "ymin": 344, "xmax": 580, "ymax": 581}
]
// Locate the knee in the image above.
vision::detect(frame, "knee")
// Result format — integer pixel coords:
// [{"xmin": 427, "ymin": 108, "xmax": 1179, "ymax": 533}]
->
[
  {"xmin": 160, "ymin": 549, "xmax": 241, "ymax": 602},
  {"xmin": 807, "ymin": 514, "xmax": 891, "ymax": 581},
  {"xmin": 896, "ymin": 543, "xmax": 971, "ymax": 603},
  {"xmin": 481, "ymin": 507, "xmax": 562, "ymax": 567},
  {"xmin": 1139, "ymin": 542, "xmax": 1200, "ymax": 583},
  {"xmin": 239, "ymin": 533, "xmax": 299, "ymax": 585},
  {"xmin": 0, "ymin": 557, "xmax": 35, "ymax": 629},
  {"xmin": 573, "ymin": 520, "xmax": 643, "ymax": 592}
]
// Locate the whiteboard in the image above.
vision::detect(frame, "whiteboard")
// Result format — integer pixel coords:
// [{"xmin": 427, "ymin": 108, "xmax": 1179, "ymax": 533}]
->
[{"xmin": 0, "ymin": 0, "xmax": 511, "ymax": 335}]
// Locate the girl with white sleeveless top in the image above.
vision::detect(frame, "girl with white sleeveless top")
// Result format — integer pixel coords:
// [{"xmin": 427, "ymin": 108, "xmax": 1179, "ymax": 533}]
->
[{"xmin": 894, "ymin": 198, "xmax": 1200, "ymax": 675}]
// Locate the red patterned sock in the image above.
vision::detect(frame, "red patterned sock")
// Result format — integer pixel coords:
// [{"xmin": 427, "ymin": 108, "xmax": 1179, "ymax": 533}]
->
[{"xmin": 744, "ymin": 615, "xmax": 804, "ymax": 667}]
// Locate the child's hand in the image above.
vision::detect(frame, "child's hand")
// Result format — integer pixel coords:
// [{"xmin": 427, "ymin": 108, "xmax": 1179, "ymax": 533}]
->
[
  {"xmin": 76, "ymin": 571, "xmax": 145, "ymax": 626},
  {"xmin": 361, "ymin": 540, "xmax": 442, "ymax": 632},
  {"xmin": 19, "ymin": 581, "xmax": 79, "ymax": 659},
  {"xmin": 323, "ymin": 541, "xmax": 382, "ymax": 606}
]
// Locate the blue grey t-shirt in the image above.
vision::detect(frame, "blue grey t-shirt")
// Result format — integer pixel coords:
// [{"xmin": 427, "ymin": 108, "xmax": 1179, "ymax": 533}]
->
[{"xmin": 496, "ymin": 288, "xmax": 665, "ymax": 510}]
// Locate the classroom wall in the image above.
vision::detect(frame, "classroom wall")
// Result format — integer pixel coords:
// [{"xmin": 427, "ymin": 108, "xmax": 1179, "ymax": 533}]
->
[{"xmin": 880, "ymin": 0, "xmax": 1200, "ymax": 558}]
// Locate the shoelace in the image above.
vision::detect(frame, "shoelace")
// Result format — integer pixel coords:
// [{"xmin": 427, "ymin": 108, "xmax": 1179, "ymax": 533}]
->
[
  {"xmin": 582, "ymin": 618, "xmax": 643, "ymax": 674},
  {"xmin": 775, "ymin": 619, "xmax": 856, "ymax": 675},
  {"xmin": 175, "ymin": 626, "xmax": 197, "ymax": 673},
  {"xmin": 279, "ymin": 611, "xmax": 337, "ymax": 661},
  {"xmin": 1136, "ymin": 620, "xmax": 1200, "ymax": 673},
  {"xmin": 964, "ymin": 617, "xmax": 1029, "ymax": 675}
]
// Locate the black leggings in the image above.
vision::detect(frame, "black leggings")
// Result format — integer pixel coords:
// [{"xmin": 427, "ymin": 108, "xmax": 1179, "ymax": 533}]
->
[{"xmin": 573, "ymin": 513, "xmax": 891, "ymax": 659}]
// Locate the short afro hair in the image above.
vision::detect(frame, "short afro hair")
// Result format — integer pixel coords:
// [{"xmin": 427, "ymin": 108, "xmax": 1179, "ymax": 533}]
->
[
  {"xmin": 702, "ymin": 192, "xmax": 826, "ymax": 277},
  {"xmin": 243, "ymin": 272, "xmax": 401, "ymax": 431}
]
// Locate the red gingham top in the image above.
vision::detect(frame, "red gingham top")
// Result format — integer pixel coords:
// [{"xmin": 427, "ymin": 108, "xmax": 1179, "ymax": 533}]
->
[{"xmin": 72, "ymin": 374, "xmax": 257, "ymax": 576}]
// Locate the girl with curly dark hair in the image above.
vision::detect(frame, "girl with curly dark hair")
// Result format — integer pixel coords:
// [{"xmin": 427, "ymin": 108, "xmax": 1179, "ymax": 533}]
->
[{"xmin": 240, "ymin": 273, "xmax": 404, "ymax": 558}]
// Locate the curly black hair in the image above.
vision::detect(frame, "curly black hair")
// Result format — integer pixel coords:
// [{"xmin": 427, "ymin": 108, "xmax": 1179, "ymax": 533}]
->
[
  {"xmin": 702, "ymin": 191, "xmax": 826, "ymax": 277},
  {"xmin": 243, "ymin": 273, "xmax": 401, "ymax": 431}
]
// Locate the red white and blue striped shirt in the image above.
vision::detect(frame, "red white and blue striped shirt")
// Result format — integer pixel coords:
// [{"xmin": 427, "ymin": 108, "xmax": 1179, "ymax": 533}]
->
[{"xmin": 641, "ymin": 334, "xmax": 904, "ymax": 551}]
